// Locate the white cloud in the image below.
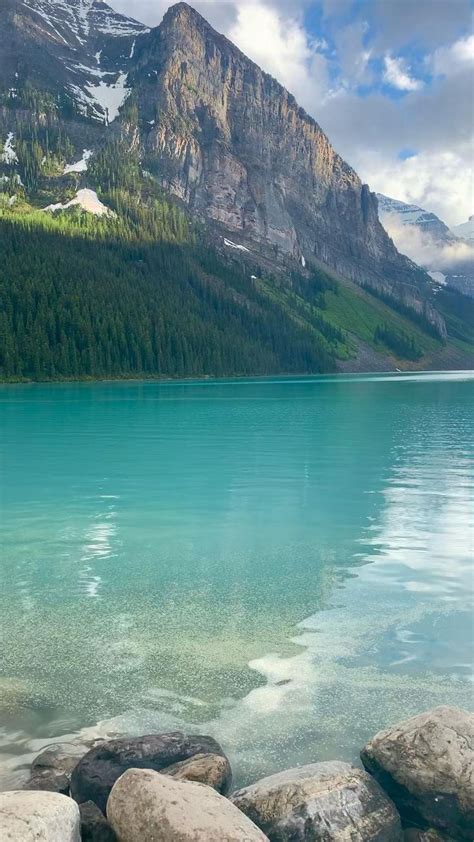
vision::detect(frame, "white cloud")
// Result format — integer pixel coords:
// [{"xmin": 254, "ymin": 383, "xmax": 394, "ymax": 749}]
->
[
  {"xmin": 432, "ymin": 33, "xmax": 474, "ymax": 77},
  {"xmin": 361, "ymin": 150, "xmax": 473, "ymax": 228},
  {"xmin": 383, "ymin": 54, "xmax": 423, "ymax": 91},
  {"xmin": 227, "ymin": 2, "xmax": 328, "ymax": 107},
  {"xmin": 380, "ymin": 213, "xmax": 474, "ymax": 270}
]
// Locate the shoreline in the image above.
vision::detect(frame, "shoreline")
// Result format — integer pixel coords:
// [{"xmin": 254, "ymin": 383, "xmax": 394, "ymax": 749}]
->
[
  {"xmin": 0, "ymin": 367, "xmax": 473, "ymax": 388},
  {"xmin": 1, "ymin": 705, "xmax": 472, "ymax": 840}
]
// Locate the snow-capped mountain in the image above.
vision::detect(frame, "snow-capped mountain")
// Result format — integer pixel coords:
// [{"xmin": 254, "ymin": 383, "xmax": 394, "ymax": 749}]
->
[
  {"xmin": 376, "ymin": 194, "xmax": 456, "ymax": 247},
  {"xmin": 22, "ymin": 0, "xmax": 146, "ymax": 45},
  {"xmin": 451, "ymin": 216, "xmax": 474, "ymax": 244},
  {"xmin": 0, "ymin": 0, "xmax": 148, "ymax": 122},
  {"xmin": 377, "ymin": 194, "xmax": 474, "ymax": 298}
]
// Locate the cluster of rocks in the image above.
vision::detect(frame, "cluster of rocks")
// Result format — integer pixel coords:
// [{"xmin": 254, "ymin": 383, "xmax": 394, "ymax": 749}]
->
[{"xmin": 0, "ymin": 705, "xmax": 472, "ymax": 841}]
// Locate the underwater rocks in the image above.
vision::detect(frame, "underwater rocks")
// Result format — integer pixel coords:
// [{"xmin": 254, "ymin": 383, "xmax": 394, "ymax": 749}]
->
[
  {"xmin": 25, "ymin": 741, "xmax": 98, "ymax": 796},
  {"xmin": 361, "ymin": 706, "xmax": 474, "ymax": 840},
  {"xmin": 70, "ymin": 731, "xmax": 229, "ymax": 812},
  {"xmin": 231, "ymin": 761, "xmax": 403, "ymax": 841},
  {"xmin": 1, "ymin": 706, "xmax": 472, "ymax": 840},
  {"xmin": 106, "ymin": 767, "xmax": 268, "ymax": 841}
]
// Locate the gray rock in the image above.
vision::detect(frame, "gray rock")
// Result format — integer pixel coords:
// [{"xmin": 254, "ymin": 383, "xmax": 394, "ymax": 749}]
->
[
  {"xmin": 161, "ymin": 751, "xmax": 232, "ymax": 793},
  {"xmin": 70, "ymin": 731, "xmax": 229, "ymax": 812},
  {"xmin": 361, "ymin": 706, "xmax": 474, "ymax": 840},
  {"xmin": 80, "ymin": 800, "xmax": 117, "ymax": 841},
  {"xmin": 107, "ymin": 767, "xmax": 268, "ymax": 841},
  {"xmin": 25, "ymin": 740, "xmax": 100, "ymax": 796},
  {"xmin": 0, "ymin": 789, "xmax": 80, "ymax": 841},
  {"xmin": 25, "ymin": 768, "xmax": 71, "ymax": 795},
  {"xmin": 231, "ymin": 760, "xmax": 403, "ymax": 840}
]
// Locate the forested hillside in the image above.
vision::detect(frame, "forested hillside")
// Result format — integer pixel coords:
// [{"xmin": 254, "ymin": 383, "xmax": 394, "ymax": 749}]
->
[
  {"xmin": 0, "ymin": 206, "xmax": 337, "ymax": 380},
  {"xmin": 2, "ymin": 187, "xmax": 471, "ymax": 381}
]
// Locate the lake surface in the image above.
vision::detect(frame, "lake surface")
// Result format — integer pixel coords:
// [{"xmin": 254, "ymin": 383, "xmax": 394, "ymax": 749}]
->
[{"xmin": 0, "ymin": 372, "xmax": 473, "ymax": 789}]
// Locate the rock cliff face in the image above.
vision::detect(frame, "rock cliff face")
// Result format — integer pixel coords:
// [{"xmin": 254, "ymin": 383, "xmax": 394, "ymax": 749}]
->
[
  {"xmin": 128, "ymin": 3, "xmax": 443, "ymax": 334},
  {"xmin": 0, "ymin": 0, "xmax": 447, "ymax": 336}
]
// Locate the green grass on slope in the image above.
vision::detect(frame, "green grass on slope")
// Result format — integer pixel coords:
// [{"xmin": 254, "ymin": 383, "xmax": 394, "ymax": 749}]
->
[{"xmin": 322, "ymin": 281, "xmax": 443, "ymax": 360}]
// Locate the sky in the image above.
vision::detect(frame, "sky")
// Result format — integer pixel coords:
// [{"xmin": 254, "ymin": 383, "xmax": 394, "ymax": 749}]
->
[{"xmin": 112, "ymin": 0, "xmax": 473, "ymax": 227}]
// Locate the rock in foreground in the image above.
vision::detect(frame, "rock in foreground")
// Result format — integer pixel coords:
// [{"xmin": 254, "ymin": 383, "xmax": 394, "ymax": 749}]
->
[
  {"xmin": 25, "ymin": 741, "xmax": 93, "ymax": 795},
  {"xmin": 70, "ymin": 731, "xmax": 228, "ymax": 812},
  {"xmin": 361, "ymin": 706, "xmax": 474, "ymax": 840},
  {"xmin": 107, "ymin": 767, "xmax": 268, "ymax": 841},
  {"xmin": 231, "ymin": 760, "xmax": 403, "ymax": 840},
  {"xmin": 79, "ymin": 800, "xmax": 117, "ymax": 841},
  {"xmin": 161, "ymin": 751, "xmax": 232, "ymax": 793},
  {"xmin": 0, "ymin": 789, "xmax": 80, "ymax": 841}
]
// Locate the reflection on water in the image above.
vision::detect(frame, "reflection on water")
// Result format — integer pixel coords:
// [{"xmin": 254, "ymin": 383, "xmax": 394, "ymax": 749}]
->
[
  {"xmin": 78, "ymin": 496, "xmax": 120, "ymax": 598},
  {"xmin": 0, "ymin": 372, "xmax": 472, "ymax": 788}
]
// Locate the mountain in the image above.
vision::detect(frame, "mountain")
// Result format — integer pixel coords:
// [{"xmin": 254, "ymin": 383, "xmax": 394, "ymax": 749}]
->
[
  {"xmin": 377, "ymin": 194, "xmax": 456, "ymax": 246},
  {"xmin": 0, "ymin": 0, "xmax": 472, "ymax": 380},
  {"xmin": 377, "ymin": 194, "xmax": 474, "ymax": 299},
  {"xmin": 451, "ymin": 215, "xmax": 474, "ymax": 243},
  {"xmin": 0, "ymin": 0, "xmax": 147, "ymax": 122}
]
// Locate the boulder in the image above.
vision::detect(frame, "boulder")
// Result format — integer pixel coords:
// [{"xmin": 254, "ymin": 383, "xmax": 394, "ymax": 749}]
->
[
  {"xmin": 79, "ymin": 800, "xmax": 117, "ymax": 841},
  {"xmin": 25, "ymin": 741, "xmax": 91, "ymax": 796},
  {"xmin": 161, "ymin": 752, "xmax": 232, "ymax": 793},
  {"xmin": 70, "ymin": 731, "xmax": 229, "ymax": 813},
  {"xmin": 107, "ymin": 767, "xmax": 268, "ymax": 841},
  {"xmin": 361, "ymin": 706, "xmax": 474, "ymax": 840},
  {"xmin": 0, "ymin": 789, "xmax": 80, "ymax": 841},
  {"xmin": 25, "ymin": 768, "xmax": 71, "ymax": 796},
  {"xmin": 231, "ymin": 761, "xmax": 403, "ymax": 840}
]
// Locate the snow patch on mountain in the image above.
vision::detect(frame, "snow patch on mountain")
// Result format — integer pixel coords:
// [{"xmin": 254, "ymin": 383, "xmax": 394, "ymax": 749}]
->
[
  {"xmin": 43, "ymin": 188, "xmax": 113, "ymax": 216},
  {"xmin": 68, "ymin": 70, "xmax": 129, "ymax": 122},
  {"xmin": 224, "ymin": 238, "xmax": 250, "ymax": 252},
  {"xmin": 63, "ymin": 148, "xmax": 92, "ymax": 174},
  {"xmin": 84, "ymin": 72, "xmax": 129, "ymax": 122},
  {"xmin": 428, "ymin": 271, "xmax": 447, "ymax": 285},
  {"xmin": 1, "ymin": 133, "xmax": 18, "ymax": 164}
]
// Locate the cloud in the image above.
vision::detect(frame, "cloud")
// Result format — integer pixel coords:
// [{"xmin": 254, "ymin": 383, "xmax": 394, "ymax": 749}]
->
[
  {"xmin": 432, "ymin": 33, "xmax": 474, "ymax": 77},
  {"xmin": 354, "ymin": 147, "xmax": 473, "ymax": 228},
  {"xmin": 383, "ymin": 55, "xmax": 423, "ymax": 91},
  {"xmin": 380, "ymin": 212, "xmax": 474, "ymax": 272},
  {"xmin": 368, "ymin": 0, "xmax": 472, "ymax": 50},
  {"xmin": 227, "ymin": 2, "xmax": 316, "ymax": 100}
]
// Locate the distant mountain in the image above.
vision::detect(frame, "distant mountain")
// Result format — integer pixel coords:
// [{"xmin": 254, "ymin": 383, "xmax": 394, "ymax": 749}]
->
[
  {"xmin": 376, "ymin": 194, "xmax": 456, "ymax": 246},
  {"xmin": 451, "ymin": 215, "xmax": 474, "ymax": 244},
  {"xmin": 0, "ymin": 0, "xmax": 472, "ymax": 380},
  {"xmin": 377, "ymin": 194, "xmax": 474, "ymax": 299}
]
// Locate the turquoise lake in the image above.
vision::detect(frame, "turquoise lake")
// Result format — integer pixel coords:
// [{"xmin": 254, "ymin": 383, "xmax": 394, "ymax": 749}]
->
[{"xmin": 0, "ymin": 372, "xmax": 473, "ymax": 788}]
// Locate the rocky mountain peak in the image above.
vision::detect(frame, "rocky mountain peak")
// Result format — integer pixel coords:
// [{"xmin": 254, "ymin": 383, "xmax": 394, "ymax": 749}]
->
[
  {"xmin": 129, "ymin": 2, "xmax": 445, "ymax": 335},
  {"xmin": 0, "ymin": 0, "xmax": 448, "ymax": 336}
]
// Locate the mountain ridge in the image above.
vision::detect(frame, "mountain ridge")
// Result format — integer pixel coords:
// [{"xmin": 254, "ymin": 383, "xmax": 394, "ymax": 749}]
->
[
  {"xmin": 377, "ymin": 193, "xmax": 474, "ymax": 299},
  {"xmin": 1, "ymin": 0, "xmax": 472, "ymax": 379}
]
